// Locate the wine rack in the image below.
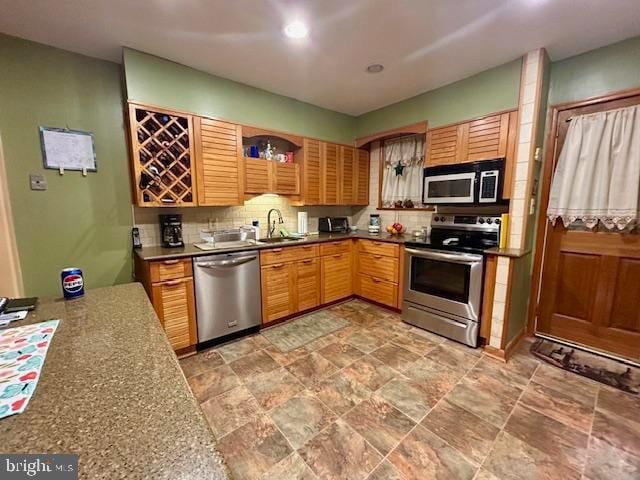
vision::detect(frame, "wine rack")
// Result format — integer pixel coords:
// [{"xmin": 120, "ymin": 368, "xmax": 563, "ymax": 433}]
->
[{"xmin": 128, "ymin": 104, "xmax": 197, "ymax": 206}]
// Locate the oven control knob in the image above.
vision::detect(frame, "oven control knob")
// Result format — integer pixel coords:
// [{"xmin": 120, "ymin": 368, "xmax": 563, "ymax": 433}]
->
[
  {"xmin": 486, "ymin": 218, "xmax": 493, "ymax": 224},
  {"xmin": 433, "ymin": 216, "xmax": 440, "ymax": 222},
  {"xmin": 478, "ymin": 218, "xmax": 485, "ymax": 224},
  {"xmin": 495, "ymin": 218, "xmax": 501, "ymax": 225}
]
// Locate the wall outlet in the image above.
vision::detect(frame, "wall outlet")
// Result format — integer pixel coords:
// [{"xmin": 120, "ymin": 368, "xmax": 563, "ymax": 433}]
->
[{"xmin": 30, "ymin": 174, "xmax": 47, "ymax": 191}]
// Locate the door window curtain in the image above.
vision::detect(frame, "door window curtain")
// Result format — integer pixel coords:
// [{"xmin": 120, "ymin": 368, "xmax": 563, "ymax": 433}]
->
[
  {"xmin": 548, "ymin": 105, "xmax": 640, "ymax": 230},
  {"xmin": 381, "ymin": 134, "xmax": 425, "ymax": 208}
]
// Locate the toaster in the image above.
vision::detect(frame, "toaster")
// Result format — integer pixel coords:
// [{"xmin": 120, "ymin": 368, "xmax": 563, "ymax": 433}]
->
[{"xmin": 318, "ymin": 217, "xmax": 349, "ymax": 233}]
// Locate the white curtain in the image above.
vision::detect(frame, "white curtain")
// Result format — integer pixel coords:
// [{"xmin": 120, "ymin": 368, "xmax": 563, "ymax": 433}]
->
[
  {"xmin": 548, "ymin": 105, "xmax": 640, "ymax": 230},
  {"xmin": 381, "ymin": 135, "xmax": 425, "ymax": 208}
]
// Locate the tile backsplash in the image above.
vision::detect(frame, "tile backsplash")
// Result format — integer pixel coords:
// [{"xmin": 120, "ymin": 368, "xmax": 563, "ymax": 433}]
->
[{"xmin": 134, "ymin": 195, "xmax": 353, "ymax": 246}]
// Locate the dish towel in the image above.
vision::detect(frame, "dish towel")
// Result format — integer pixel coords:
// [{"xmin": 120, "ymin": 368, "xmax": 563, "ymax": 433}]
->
[
  {"xmin": 0, "ymin": 320, "xmax": 59, "ymax": 419},
  {"xmin": 547, "ymin": 104, "xmax": 640, "ymax": 230}
]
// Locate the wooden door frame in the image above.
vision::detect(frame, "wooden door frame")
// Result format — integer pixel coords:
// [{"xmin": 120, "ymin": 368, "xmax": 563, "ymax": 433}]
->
[
  {"xmin": 526, "ymin": 86, "xmax": 640, "ymax": 334},
  {"xmin": 0, "ymin": 133, "xmax": 24, "ymax": 297}
]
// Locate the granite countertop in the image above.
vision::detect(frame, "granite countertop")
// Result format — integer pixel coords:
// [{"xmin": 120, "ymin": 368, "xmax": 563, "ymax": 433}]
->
[
  {"xmin": 136, "ymin": 231, "xmax": 409, "ymax": 261},
  {"xmin": 0, "ymin": 283, "xmax": 229, "ymax": 480},
  {"xmin": 484, "ymin": 246, "xmax": 533, "ymax": 258}
]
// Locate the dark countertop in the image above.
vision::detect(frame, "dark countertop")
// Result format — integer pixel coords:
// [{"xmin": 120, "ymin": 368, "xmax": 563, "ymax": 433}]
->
[
  {"xmin": 484, "ymin": 246, "xmax": 532, "ymax": 258},
  {"xmin": 136, "ymin": 231, "xmax": 410, "ymax": 261},
  {"xmin": 0, "ymin": 283, "xmax": 229, "ymax": 480}
]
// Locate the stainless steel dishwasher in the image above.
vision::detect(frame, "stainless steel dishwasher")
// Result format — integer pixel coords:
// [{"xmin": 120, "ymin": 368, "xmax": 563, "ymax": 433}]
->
[{"xmin": 193, "ymin": 250, "xmax": 261, "ymax": 345}]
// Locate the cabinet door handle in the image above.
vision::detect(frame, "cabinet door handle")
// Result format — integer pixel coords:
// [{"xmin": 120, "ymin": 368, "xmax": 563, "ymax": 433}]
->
[
  {"xmin": 271, "ymin": 248, "xmax": 283, "ymax": 253},
  {"xmin": 332, "ymin": 242, "xmax": 342, "ymax": 246},
  {"xmin": 272, "ymin": 263, "xmax": 285, "ymax": 268},
  {"xmin": 333, "ymin": 254, "xmax": 343, "ymax": 259},
  {"xmin": 372, "ymin": 278, "xmax": 382, "ymax": 283},
  {"xmin": 164, "ymin": 279, "xmax": 182, "ymax": 286},
  {"xmin": 372, "ymin": 242, "xmax": 381, "ymax": 246},
  {"xmin": 302, "ymin": 259, "xmax": 313, "ymax": 264},
  {"xmin": 302, "ymin": 245, "xmax": 312, "ymax": 249},
  {"xmin": 373, "ymin": 255, "xmax": 382, "ymax": 259},
  {"xmin": 163, "ymin": 259, "xmax": 179, "ymax": 265}
]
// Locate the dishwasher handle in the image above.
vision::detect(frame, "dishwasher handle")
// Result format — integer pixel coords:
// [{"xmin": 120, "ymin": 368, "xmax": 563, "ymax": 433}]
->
[{"xmin": 196, "ymin": 256, "xmax": 257, "ymax": 268}]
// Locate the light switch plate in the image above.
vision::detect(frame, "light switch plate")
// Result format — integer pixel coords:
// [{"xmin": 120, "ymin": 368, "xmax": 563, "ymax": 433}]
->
[{"xmin": 30, "ymin": 174, "xmax": 47, "ymax": 191}]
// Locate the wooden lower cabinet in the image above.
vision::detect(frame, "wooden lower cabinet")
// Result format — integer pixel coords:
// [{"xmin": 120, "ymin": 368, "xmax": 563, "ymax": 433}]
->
[
  {"xmin": 136, "ymin": 256, "xmax": 198, "ymax": 353},
  {"xmin": 354, "ymin": 240, "xmax": 402, "ymax": 308},
  {"xmin": 296, "ymin": 258, "xmax": 321, "ymax": 311},
  {"xmin": 151, "ymin": 277, "xmax": 197, "ymax": 351},
  {"xmin": 260, "ymin": 262, "xmax": 296, "ymax": 323},
  {"xmin": 321, "ymin": 251, "xmax": 353, "ymax": 304}
]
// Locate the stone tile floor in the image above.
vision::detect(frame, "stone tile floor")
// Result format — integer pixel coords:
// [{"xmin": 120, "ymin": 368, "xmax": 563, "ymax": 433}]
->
[{"xmin": 180, "ymin": 299, "xmax": 640, "ymax": 480}]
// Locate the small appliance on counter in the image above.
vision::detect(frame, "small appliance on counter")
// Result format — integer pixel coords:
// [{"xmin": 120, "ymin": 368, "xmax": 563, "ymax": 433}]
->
[
  {"xmin": 318, "ymin": 217, "xmax": 349, "ymax": 233},
  {"xmin": 368, "ymin": 214, "xmax": 381, "ymax": 234},
  {"xmin": 159, "ymin": 214, "xmax": 184, "ymax": 248}
]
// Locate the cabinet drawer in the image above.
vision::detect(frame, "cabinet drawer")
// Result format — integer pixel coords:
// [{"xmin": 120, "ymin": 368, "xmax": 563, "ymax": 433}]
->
[
  {"xmin": 358, "ymin": 252, "xmax": 399, "ymax": 283},
  {"xmin": 260, "ymin": 244, "xmax": 319, "ymax": 265},
  {"xmin": 320, "ymin": 240, "xmax": 352, "ymax": 256},
  {"xmin": 321, "ymin": 253, "xmax": 352, "ymax": 303},
  {"xmin": 357, "ymin": 239, "xmax": 399, "ymax": 258},
  {"xmin": 296, "ymin": 258, "xmax": 320, "ymax": 312},
  {"xmin": 357, "ymin": 274, "xmax": 398, "ymax": 308},
  {"xmin": 150, "ymin": 258, "xmax": 193, "ymax": 282}
]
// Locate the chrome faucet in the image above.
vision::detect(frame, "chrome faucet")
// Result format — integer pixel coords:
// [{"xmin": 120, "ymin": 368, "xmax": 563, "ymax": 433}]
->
[{"xmin": 267, "ymin": 208, "xmax": 284, "ymax": 238}]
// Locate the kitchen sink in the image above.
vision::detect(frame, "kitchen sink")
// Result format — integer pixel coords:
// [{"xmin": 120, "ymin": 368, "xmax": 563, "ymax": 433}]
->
[{"xmin": 257, "ymin": 237, "xmax": 301, "ymax": 244}]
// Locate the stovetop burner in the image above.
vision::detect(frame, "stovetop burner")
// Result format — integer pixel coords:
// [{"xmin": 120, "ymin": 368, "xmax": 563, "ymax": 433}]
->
[{"xmin": 408, "ymin": 214, "xmax": 502, "ymax": 254}]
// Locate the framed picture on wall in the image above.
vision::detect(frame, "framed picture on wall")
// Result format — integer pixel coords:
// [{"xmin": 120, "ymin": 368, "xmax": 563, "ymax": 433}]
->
[{"xmin": 39, "ymin": 126, "xmax": 97, "ymax": 172}]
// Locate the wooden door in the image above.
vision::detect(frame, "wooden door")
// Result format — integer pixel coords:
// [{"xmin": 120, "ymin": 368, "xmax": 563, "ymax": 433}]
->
[
  {"xmin": 321, "ymin": 252, "xmax": 352, "ymax": 303},
  {"xmin": 194, "ymin": 117, "xmax": 243, "ymax": 206},
  {"xmin": 151, "ymin": 278, "xmax": 197, "ymax": 350},
  {"xmin": 322, "ymin": 142, "xmax": 340, "ymax": 204},
  {"xmin": 354, "ymin": 149, "xmax": 370, "ymax": 205},
  {"xmin": 339, "ymin": 146, "xmax": 355, "ymax": 204},
  {"xmin": 260, "ymin": 262, "xmax": 295, "ymax": 323},
  {"xmin": 296, "ymin": 258, "xmax": 320, "ymax": 311},
  {"xmin": 300, "ymin": 138, "xmax": 321, "ymax": 205},
  {"xmin": 536, "ymin": 94, "xmax": 640, "ymax": 361}
]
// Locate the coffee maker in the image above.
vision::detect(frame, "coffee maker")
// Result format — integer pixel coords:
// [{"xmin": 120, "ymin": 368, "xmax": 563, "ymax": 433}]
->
[{"xmin": 159, "ymin": 214, "xmax": 184, "ymax": 248}]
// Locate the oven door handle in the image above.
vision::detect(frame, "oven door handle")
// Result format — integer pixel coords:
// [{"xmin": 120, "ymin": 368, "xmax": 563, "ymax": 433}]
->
[{"xmin": 405, "ymin": 248, "xmax": 482, "ymax": 265}]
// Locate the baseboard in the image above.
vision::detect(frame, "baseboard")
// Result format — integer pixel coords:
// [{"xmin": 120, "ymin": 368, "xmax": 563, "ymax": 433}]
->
[{"xmin": 483, "ymin": 345, "xmax": 506, "ymax": 361}]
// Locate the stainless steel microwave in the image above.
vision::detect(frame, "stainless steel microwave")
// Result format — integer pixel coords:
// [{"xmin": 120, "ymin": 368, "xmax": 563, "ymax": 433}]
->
[{"xmin": 423, "ymin": 159, "xmax": 504, "ymax": 205}]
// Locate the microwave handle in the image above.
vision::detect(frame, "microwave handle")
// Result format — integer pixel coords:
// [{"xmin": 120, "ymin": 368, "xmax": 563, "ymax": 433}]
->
[{"xmin": 405, "ymin": 248, "xmax": 483, "ymax": 265}]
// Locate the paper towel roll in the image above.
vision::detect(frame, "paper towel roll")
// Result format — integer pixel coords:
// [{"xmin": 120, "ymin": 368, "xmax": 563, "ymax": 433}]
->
[{"xmin": 297, "ymin": 212, "xmax": 308, "ymax": 234}]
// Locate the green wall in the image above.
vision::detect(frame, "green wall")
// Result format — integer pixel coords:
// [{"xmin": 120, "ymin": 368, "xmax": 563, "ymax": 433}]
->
[
  {"xmin": 355, "ymin": 58, "xmax": 522, "ymax": 137},
  {"xmin": 548, "ymin": 36, "xmax": 640, "ymax": 106},
  {"xmin": 123, "ymin": 48, "xmax": 356, "ymax": 144},
  {"xmin": 0, "ymin": 34, "xmax": 132, "ymax": 297}
]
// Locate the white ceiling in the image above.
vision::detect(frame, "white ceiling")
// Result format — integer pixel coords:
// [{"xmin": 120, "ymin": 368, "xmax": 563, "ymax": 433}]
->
[{"xmin": 1, "ymin": 0, "xmax": 640, "ymax": 115}]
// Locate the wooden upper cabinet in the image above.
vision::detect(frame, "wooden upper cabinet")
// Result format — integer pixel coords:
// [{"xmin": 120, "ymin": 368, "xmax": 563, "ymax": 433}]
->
[
  {"xmin": 297, "ymin": 138, "xmax": 322, "ymax": 205},
  {"xmin": 426, "ymin": 124, "xmax": 465, "ymax": 167},
  {"xmin": 244, "ymin": 159, "xmax": 299, "ymax": 195},
  {"xmin": 273, "ymin": 163, "xmax": 300, "ymax": 195},
  {"xmin": 244, "ymin": 158, "xmax": 271, "ymax": 193},
  {"xmin": 339, "ymin": 146, "xmax": 355, "ymax": 204},
  {"xmin": 128, "ymin": 103, "xmax": 197, "ymax": 207},
  {"xmin": 464, "ymin": 112, "xmax": 511, "ymax": 162},
  {"xmin": 322, "ymin": 142, "xmax": 340, "ymax": 204},
  {"xmin": 194, "ymin": 117, "xmax": 243, "ymax": 206},
  {"xmin": 425, "ymin": 111, "xmax": 515, "ymax": 167},
  {"xmin": 354, "ymin": 149, "xmax": 370, "ymax": 205}
]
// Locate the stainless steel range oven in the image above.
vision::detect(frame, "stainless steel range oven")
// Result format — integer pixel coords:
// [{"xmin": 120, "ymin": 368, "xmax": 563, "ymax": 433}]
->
[{"xmin": 402, "ymin": 215, "xmax": 501, "ymax": 347}]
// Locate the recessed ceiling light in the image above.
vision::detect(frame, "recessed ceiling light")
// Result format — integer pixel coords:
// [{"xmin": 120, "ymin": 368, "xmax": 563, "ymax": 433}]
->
[
  {"xmin": 284, "ymin": 21, "xmax": 309, "ymax": 39},
  {"xmin": 366, "ymin": 64, "xmax": 384, "ymax": 74}
]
